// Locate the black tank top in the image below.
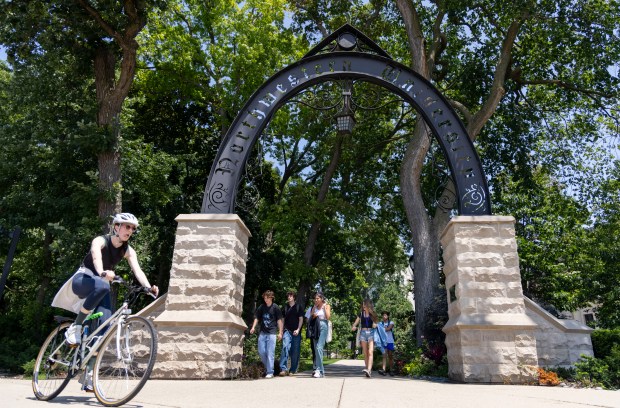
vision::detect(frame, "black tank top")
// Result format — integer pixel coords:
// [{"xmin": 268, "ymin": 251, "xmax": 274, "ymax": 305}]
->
[
  {"xmin": 360, "ymin": 313, "xmax": 373, "ymax": 328},
  {"xmin": 82, "ymin": 235, "xmax": 128, "ymax": 275}
]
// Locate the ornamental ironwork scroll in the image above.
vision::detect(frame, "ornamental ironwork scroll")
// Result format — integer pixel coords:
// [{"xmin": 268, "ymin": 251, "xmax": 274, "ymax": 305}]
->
[{"xmin": 202, "ymin": 24, "xmax": 491, "ymax": 216}]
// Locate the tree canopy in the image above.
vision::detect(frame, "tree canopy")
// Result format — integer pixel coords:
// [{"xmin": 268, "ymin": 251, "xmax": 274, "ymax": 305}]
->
[{"xmin": 0, "ymin": 0, "xmax": 619, "ymax": 372}]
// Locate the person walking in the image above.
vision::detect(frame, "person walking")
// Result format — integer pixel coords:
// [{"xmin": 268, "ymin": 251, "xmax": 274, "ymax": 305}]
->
[
  {"xmin": 351, "ymin": 298, "xmax": 378, "ymax": 378},
  {"xmin": 249, "ymin": 290, "xmax": 284, "ymax": 379},
  {"xmin": 279, "ymin": 290, "xmax": 304, "ymax": 376},
  {"xmin": 307, "ymin": 292, "xmax": 331, "ymax": 378},
  {"xmin": 305, "ymin": 303, "xmax": 317, "ymax": 372},
  {"xmin": 378, "ymin": 311, "xmax": 395, "ymax": 376}
]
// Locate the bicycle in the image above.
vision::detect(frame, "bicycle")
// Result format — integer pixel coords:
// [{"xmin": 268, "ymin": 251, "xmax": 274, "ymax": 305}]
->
[{"xmin": 32, "ymin": 277, "xmax": 158, "ymax": 407}]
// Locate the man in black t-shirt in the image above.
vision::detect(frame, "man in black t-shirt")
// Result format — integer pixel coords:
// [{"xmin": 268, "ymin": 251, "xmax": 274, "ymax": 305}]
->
[
  {"xmin": 278, "ymin": 290, "xmax": 305, "ymax": 376},
  {"xmin": 250, "ymin": 290, "xmax": 283, "ymax": 378}
]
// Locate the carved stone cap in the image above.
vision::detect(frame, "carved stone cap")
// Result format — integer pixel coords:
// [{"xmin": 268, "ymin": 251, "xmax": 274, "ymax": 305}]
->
[
  {"xmin": 175, "ymin": 214, "xmax": 251, "ymax": 238},
  {"xmin": 524, "ymin": 297, "xmax": 594, "ymax": 333},
  {"xmin": 448, "ymin": 215, "xmax": 516, "ymax": 224},
  {"xmin": 441, "ymin": 215, "xmax": 516, "ymax": 243}
]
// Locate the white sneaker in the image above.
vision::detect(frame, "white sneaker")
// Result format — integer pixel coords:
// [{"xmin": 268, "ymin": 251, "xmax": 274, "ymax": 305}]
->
[
  {"xmin": 313, "ymin": 370, "xmax": 323, "ymax": 378},
  {"xmin": 65, "ymin": 324, "xmax": 82, "ymax": 345},
  {"xmin": 265, "ymin": 374, "xmax": 274, "ymax": 379}
]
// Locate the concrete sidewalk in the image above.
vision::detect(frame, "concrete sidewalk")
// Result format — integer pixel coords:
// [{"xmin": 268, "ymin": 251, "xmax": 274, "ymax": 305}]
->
[{"xmin": 4, "ymin": 359, "xmax": 619, "ymax": 408}]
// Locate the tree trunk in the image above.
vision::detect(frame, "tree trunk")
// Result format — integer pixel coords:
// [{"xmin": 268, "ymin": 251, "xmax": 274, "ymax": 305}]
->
[
  {"xmin": 80, "ymin": 0, "xmax": 145, "ymax": 222},
  {"xmin": 93, "ymin": 45, "xmax": 121, "ymax": 221},
  {"xmin": 297, "ymin": 134, "xmax": 345, "ymax": 307},
  {"xmin": 399, "ymin": 121, "xmax": 442, "ymax": 345},
  {"xmin": 97, "ymin": 149, "xmax": 122, "ymax": 223},
  {"xmin": 395, "ymin": 0, "xmax": 521, "ymax": 347},
  {"xmin": 394, "ymin": 0, "xmax": 445, "ymax": 346}
]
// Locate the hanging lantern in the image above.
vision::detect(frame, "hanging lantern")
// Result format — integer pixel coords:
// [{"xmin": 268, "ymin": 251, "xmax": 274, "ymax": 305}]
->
[{"xmin": 335, "ymin": 83, "xmax": 356, "ymax": 134}]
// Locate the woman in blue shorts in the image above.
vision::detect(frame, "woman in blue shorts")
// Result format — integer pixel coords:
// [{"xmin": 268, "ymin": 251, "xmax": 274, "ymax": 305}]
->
[{"xmin": 351, "ymin": 298, "xmax": 378, "ymax": 378}]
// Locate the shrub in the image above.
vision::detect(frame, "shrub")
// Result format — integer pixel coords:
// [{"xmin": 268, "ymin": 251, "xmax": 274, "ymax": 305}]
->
[
  {"xmin": 238, "ymin": 360, "xmax": 265, "ymax": 379},
  {"xmin": 538, "ymin": 367, "xmax": 560, "ymax": 386},
  {"xmin": 575, "ymin": 355, "xmax": 612, "ymax": 388},
  {"xmin": 423, "ymin": 342, "xmax": 446, "ymax": 365},
  {"xmin": 401, "ymin": 347, "xmax": 448, "ymax": 377},
  {"xmin": 21, "ymin": 359, "xmax": 36, "ymax": 378},
  {"xmin": 591, "ymin": 329, "xmax": 620, "ymax": 359},
  {"xmin": 238, "ymin": 333, "xmax": 265, "ymax": 379},
  {"xmin": 552, "ymin": 366, "xmax": 576, "ymax": 382},
  {"xmin": 393, "ymin": 330, "xmax": 417, "ymax": 363},
  {"xmin": 603, "ymin": 344, "xmax": 620, "ymax": 389},
  {"xmin": 0, "ymin": 336, "xmax": 40, "ymax": 374},
  {"xmin": 242, "ymin": 333, "xmax": 261, "ymax": 364}
]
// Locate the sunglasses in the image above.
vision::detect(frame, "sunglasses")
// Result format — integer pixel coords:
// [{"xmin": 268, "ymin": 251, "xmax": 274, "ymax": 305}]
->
[{"xmin": 122, "ymin": 224, "xmax": 137, "ymax": 232}]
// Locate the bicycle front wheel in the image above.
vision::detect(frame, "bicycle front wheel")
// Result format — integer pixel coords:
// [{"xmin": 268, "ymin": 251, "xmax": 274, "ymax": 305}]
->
[
  {"xmin": 93, "ymin": 316, "xmax": 158, "ymax": 407},
  {"xmin": 32, "ymin": 322, "xmax": 76, "ymax": 400}
]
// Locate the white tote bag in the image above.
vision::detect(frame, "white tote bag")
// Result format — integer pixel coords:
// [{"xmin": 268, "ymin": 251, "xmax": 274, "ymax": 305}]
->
[{"xmin": 326, "ymin": 320, "xmax": 333, "ymax": 343}]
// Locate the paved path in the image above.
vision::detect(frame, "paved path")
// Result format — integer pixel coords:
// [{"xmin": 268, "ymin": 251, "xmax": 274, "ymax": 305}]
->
[{"xmin": 4, "ymin": 359, "xmax": 619, "ymax": 408}]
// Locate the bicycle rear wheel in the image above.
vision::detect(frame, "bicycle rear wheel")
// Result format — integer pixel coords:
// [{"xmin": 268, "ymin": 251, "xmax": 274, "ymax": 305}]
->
[
  {"xmin": 32, "ymin": 322, "xmax": 76, "ymax": 400},
  {"xmin": 93, "ymin": 316, "xmax": 158, "ymax": 407}
]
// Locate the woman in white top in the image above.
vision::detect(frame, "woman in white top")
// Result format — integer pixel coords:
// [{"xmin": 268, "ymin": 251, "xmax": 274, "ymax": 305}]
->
[{"xmin": 307, "ymin": 292, "xmax": 331, "ymax": 378}]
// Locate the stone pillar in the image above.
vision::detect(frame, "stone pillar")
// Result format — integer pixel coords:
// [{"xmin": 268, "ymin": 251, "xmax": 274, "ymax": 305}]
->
[
  {"xmin": 152, "ymin": 214, "xmax": 250, "ymax": 379},
  {"xmin": 440, "ymin": 216, "xmax": 538, "ymax": 383}
]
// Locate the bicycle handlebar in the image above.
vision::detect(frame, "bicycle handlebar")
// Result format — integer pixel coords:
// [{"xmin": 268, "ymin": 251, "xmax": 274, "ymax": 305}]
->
[{"xmin": 112, "ymin": 276, "xmax": 157, "ymax": 301}]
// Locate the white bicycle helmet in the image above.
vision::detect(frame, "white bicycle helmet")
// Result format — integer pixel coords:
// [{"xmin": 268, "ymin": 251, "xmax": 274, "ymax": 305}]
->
[{"xmin": 112, "ymin": 212, "xmax": 139, "ymax": 228}]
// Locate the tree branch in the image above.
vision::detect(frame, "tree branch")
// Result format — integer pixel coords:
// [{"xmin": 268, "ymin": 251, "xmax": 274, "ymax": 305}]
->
[
  {"xmin": 395, "ymin": 0, "xmax": 428, "ymax": 77},
  {"xmin": 122, "ymin": 0, "xmax": 144, "ymax": 39},
  {"xmin": 173, "ymin": 8, "xmax": 194, "ymax": 37},
  {"xmin": 516, "ymin": 78, "xmax": 617, "ymax": 99},
  {"xmin": 75, "ymin": 0, "xmax": 124, "ymax": 45},
  {"xmin": 290, "ymin": 0, "xmax": 328, "ymax": 38},
  {"xmin": 448, "ymin": 99, "xmax": 473, "ymax": 124},
  {"xmin": 468, "ymin": 13, "xmax": 526, "ymax": 139},
  {"xmin": 427, "ymin": 4, "xmax": 446, "ymax": 78}
]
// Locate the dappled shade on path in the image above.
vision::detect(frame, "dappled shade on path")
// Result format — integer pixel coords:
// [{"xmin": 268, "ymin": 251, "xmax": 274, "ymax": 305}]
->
[{"xmin": 298, "ymin": 359, "xmax": 405, "ymax": 379}]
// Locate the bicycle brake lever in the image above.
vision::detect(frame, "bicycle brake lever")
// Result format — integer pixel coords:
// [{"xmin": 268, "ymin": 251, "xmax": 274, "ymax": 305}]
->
[{"xmin": 140, "ymin": 286, "xmax": 157, "ymax": 298}]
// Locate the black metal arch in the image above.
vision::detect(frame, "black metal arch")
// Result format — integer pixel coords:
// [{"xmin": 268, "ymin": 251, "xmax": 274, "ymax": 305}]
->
[{"xmin": 202, "ymin": 25, "xmax": 491, "ymax": 215}]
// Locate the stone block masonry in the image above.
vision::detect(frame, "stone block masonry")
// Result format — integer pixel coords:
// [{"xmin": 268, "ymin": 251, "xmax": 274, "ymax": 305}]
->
[
  {"xmin": 524, "ymin": 297, "xmax": 593, "ymax": 368},
  {"xmin": 441, "ymin": 216, "xmax": 539, "ymax": 383},
  {"xmin": 151, "ymin": 214, "xmax": 251, "ymax": 379}
]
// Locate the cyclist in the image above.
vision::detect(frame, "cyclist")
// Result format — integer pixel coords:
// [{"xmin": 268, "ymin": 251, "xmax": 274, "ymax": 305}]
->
[{"xmin": 52, "ymin": 213, "xmax": 159, "ymax": 346}]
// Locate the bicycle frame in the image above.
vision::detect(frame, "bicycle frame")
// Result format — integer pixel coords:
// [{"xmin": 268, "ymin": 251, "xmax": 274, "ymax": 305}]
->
[
  {"xmin": 45, "ymin": 282, "xmax": 149, "ymax": 378},
  {"xmin": 77, "ymin": 301, "xmax": 132, "ymax": 371},
  {"xmin": 33, "ymin": 279, "xmax": 157, "ymax": 406}
]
